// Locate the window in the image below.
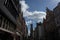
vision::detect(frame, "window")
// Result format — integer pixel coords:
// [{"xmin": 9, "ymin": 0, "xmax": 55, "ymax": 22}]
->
[
  {"xmin": 0, "ymin": 14, "xmax": 2, "ymax": 27},
  {"xmin": 4, "ymin": 0, "xmax": 7, "ymax": 5},
  {"xmin": 5, "ymin": 20, "xmax": 8, "ymax": 29},
  {"xmin": 8, "ymin": 22, "xmax": 16, "ymax": 32},
  {"xmin": 1, "ymin": 17, "xmax": 5, "ymax": 28},
  {"xmin": 3, "ymin": 18, "xmax": 6, "ymax": 28}
]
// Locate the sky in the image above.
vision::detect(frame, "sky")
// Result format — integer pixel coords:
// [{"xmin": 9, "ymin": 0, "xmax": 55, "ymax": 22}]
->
[{"xmin": 20, "ymin": 0, "xmax": 60, "ymax": 35}]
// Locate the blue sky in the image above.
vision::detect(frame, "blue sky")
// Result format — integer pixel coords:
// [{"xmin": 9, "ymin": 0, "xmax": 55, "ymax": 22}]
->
[
  {"xmin": 25, "ymin": 0, "xmax": 60, "ymax": 11},
  {"xmin": 20, "ymin": 0, "xmax": 60, "ymax": 35}
]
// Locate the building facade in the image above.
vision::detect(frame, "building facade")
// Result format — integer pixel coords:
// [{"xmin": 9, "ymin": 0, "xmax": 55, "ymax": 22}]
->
[
  {"xmin": 44, "ymin": 2, "xmax": 60, "ymax": 40},
  {"xmin": 46, "ymin": 8, "xmax": 56, "ymax": 40},
  {"xmin": 34, "ymin": 22, "xmax": 44, "ymax": 40},
  {"xmin": 0, "ymin": 0, "xmax": 24, "ymax": 40},
  {"xmin": 53, "ymin": 2, "xmax": 60, "ymax": 40},
  {"xmin": 18, "ymin": 12, "xmax": 28, "ymax": 40},
  {"xmin": 30, "ymin": 24, "xmax": 33, "ymax": 40},
  {"xmin": 46, "ymin": 8, "xmax": 56, "ymax": 32}
]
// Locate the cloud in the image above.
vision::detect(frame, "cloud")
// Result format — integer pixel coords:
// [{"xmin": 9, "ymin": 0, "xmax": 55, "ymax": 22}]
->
[
  {"xmin": 28, "ymin": 30, "xmax": 30, "ymax": 36},
  {"xmin": 28, "ymin": 11, "xmax": 46, "ymax": 19},
  {"xmin": 20, "ymin": 1, "xmax": 29, "ymax": 12},
  {"xmin": 20, "ymin": 0, "xmax": 46, "ymax": 35},
  {"xmin": 20, "ymin": 0, "xmax": 46, "ymax": 25},
  {"xmin": 20, "ymin": 1, "xmax": 32, "ymax": 17},
  {"xmin": 26, "ymin": 20, "xmax": 32, "ymax": 25}
]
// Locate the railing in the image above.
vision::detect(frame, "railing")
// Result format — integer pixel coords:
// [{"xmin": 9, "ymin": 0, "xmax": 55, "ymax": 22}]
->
[{"xmin": 0, "ymin": 14, "xmax": 16, "ymax": 32}]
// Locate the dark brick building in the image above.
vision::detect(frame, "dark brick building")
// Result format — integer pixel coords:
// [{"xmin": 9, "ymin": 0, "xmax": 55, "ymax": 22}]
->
[
  {"xmin": 45, "ymin": 8, "xmax": 56, "ymax": 40},
  {"xmin": 43, "ymin": 2, "xmax": 60, "ymax": 40},
  {"xmin": 53, "ymin": 2, "xmax": 60, "ymax": 40}
]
